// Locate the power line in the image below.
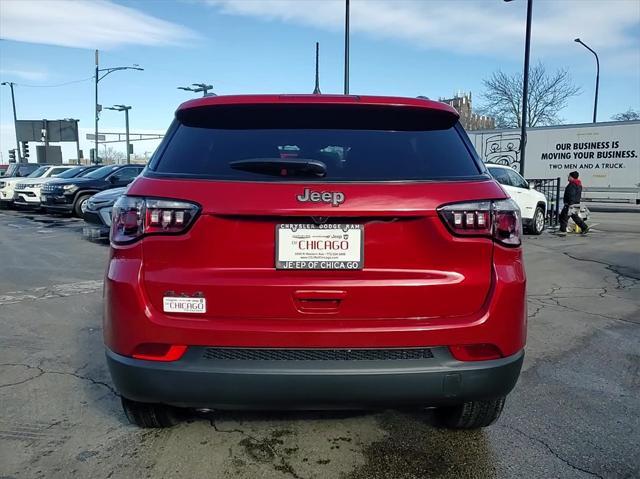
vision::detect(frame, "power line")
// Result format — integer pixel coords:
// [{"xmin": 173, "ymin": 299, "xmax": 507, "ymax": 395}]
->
[{"xmin": 13, "ymin": 76, "xmax": 94, "ymax": 88}]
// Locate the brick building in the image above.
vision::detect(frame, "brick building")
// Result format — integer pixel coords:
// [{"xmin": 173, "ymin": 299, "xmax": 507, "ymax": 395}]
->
[{"xmin": 439, "ymin": 92, "xmax": 495, "ymax": 131}]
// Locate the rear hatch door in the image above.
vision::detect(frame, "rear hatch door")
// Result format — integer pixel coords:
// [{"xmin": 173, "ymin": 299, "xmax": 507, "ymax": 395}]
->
[{"xmin": 134, "ymin": 101, "xmax": 504, "ymax": 320}]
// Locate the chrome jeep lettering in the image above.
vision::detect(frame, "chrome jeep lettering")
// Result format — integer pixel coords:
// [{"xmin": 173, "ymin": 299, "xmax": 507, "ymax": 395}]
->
[{"xmin": 296, "ymin": 188, "xmax": 345, "ymax": 207}]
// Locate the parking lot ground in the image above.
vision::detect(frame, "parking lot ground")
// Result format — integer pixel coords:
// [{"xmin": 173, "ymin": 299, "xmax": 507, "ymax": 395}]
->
[{"xmin": 1, "ymin": 209, "xmax": 638, "ymax": 479}]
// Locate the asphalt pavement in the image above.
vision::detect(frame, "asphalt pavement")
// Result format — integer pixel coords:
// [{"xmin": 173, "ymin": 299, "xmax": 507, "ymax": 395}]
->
[{"xmin": 0, "ymin": 210, "xmax": 638, "ymax": 479}]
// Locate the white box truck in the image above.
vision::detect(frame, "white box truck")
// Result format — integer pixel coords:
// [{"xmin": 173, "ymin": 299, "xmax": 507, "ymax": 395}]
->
[{"xmin": 468, "ymin": 120, "xmax": 640, "ymax": 204}]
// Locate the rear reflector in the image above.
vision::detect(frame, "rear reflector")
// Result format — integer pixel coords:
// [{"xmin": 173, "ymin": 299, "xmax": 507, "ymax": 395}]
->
[
  {"xmin": 449, "ymin": 344, "xmax": 503, "ymax": 362},
  {"xmin": 132, "ymin": 344, "xmax": 187, "ymax": 362}
]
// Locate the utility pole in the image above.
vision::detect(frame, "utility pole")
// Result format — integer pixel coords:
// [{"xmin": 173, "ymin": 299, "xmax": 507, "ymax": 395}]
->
[
  {"xmin": 504, "ymin": 0, "xmax": 533, "ymax": 176},
  {"xmin": 574, "ymin": 38, "xmax": 600, "ymax": 123},
  {"xmin": 94, "ymin": 49, "xmax": 143, "ymax": 164},
  {"xmin": 313, "ymin": 42, "xmax": 321, "ymax": 94},
  {"xmin": 106, "ymin": 105, "xmax": 132, "ymax": 164},
  {"xmin": 178, "ymin": 83, "xmax": 214, "ymax": 97},
  {"xmin": 344, "ymin": 0, "xmax": 350, "ymax": 95},
  {"xmin": 1, "ymin": 81, "xmax": 22, "ymax": 162},
  {"xmin": 520, "ymin": 0, "xmax": 533, "ymax": 177},
  {"xmin": 95, "ymin": 50, "xmax": 99, "ymax": 164}
]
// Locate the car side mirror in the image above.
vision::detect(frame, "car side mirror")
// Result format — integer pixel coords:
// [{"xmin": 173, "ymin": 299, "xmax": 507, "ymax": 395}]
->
[
  {"xmin": 529, "ymin": 182, "xmax": 535, "ymax": 190},
  {"xmin": 109, "ymin": 175, "xmax": 119, "ymax": 183}
]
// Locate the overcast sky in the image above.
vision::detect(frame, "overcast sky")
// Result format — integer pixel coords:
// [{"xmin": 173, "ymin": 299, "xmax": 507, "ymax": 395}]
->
[{"xmin": 1, "ymin": 0, "xmax": 638, "ymax": 162}]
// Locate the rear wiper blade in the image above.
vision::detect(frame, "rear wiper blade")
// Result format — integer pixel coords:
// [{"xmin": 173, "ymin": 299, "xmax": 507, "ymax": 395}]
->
[{"xmin": 229, "ymin": 158, "xmax": 327, "ymax": 178}]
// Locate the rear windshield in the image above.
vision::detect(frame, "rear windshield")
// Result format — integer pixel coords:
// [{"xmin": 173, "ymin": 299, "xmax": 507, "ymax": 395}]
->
[{"xmin": 150, "ymin": 105, "xmax": 482, "ymax": 181}]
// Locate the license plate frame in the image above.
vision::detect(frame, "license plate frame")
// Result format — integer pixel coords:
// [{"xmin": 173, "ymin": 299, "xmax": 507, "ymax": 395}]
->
[{"xmin": 275, "ymin": 224, "xmax": 364, "ymax": 270}]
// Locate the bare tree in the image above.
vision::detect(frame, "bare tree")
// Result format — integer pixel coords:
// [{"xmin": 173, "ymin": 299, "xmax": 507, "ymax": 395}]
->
[
  {"xmin": 480, "ymin": 62, "xmax": 581, "ymax": 128},
  {"xmin": 100, "ymin": 146, "xmax": 126, "ymax": 164},
  {"xmin": 611, "ymin": 108, "xmax": 640, "ymax": 121}
]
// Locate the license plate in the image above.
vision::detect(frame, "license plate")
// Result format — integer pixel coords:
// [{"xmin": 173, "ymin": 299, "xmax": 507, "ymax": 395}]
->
[
  {"xmin": 276, "ymin": 224, "xmax": 364, "ymax": 270},
  {"xmin": 163, "ymin": 297, "xmax": 206, "ymax": 314}
]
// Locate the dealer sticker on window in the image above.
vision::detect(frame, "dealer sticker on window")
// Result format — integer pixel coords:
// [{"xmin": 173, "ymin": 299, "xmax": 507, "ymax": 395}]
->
[
  {"xmin": 276, "ymin": 224, "xmax": 364, "ymax": 270},
  {"xmin": 163, "ymin": 297, "xmax": 206, "ymax": 314}
]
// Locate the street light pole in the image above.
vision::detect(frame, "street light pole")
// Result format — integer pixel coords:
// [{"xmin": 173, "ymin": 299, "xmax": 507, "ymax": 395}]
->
[
  {"xmin": 344, "ymin": 0, "xmax": 350, "ymax": 95},
  {"xmin": 106, "ymin": 105, "xmax": 132, "ymax": 164},
  {"xmin": 95, "ymin": 50, "xmax": 99, "ymax": 164},
  {"xmin": 124, "ymin": 107, "xmax": 130, "ymax": 163},
  {"xmin": 574, "ymin": 38, "xmax": 599, "ymax": 123},
  {"xmin": 1, "ymin": 81, "xmax": 22, "ymax": 162},
  {"xmin": 504, "ymin": 0, "xmax": 533, "ymax": 177},
  {"xmin": 94, "ymin": 49, "xmax": 143, "ymax": 164},
  {"xmin": 177, "ymin": 83, "xmax": 214, "ymax": 97}
]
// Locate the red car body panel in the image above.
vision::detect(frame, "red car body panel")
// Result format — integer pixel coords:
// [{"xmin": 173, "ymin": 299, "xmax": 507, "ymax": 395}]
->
[{"xmin": 105, "ymin": 177, "xmax": 526, "ymax": 357}]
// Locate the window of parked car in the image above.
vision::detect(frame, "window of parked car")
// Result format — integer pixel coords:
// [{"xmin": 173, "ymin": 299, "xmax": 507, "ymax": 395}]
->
[
  {"xmin": 488, "ymin": 167, "xmax": 513, "ymax": 186},
  {"xmin": 50, "ymin": 167, "xmax": 73, "ymax": 176},
  {"xmin": 505, "ymin": 169, "xmax": 529, "ymax": 189},
  {"xmin": 83, "ymin": 165, "xmax": 121, "ymax": 179},
  {"xmin": 108, "ymin": 167, "xmax": 142, "ymax": 182},
  {"xmin": 55, "ymin": 167, "xmax": 88, "ymax": 179},
  {"xmin": 27, "ymin": 166, "xmax": 49, "ymax": 178}
]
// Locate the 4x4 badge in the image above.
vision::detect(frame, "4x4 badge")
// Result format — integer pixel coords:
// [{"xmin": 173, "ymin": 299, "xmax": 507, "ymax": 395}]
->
[{"xmin": 297, "ymin": 188, "xmax": 345, "ymax": 207}]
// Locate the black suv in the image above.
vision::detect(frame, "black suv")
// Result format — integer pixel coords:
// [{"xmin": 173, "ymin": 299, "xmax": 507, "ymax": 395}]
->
[{"xmin": 41, "ymin": 164, "xmax": 144, "ymax": 216}]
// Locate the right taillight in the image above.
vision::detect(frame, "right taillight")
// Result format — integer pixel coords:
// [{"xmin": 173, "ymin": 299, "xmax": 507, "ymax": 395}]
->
[
  {"xmin": 438, "ymin": 199, "xmax": 521, "ymax": 247},
  {"xmin": 110, "ymin": 195, "xmax": 200, "ymax": 244},
  {"xmin": 491, "ymin": 198, "xmax": 522, "ymax": 246}
]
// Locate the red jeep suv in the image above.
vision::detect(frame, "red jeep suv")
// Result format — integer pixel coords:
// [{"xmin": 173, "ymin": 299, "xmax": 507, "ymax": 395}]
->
[{"xmin": 104, "ymin": 94, "xmax": 526, "ymax": 428}]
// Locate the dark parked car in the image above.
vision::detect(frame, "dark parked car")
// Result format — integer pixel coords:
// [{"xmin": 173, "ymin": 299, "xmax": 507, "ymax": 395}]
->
[
  {"xmin": 82, "ymin": 186, "xmax": 127, "ymax": 240},
  {"xmin": 41, "ymin": 164, "xmax": 144, "ymax": 216}
]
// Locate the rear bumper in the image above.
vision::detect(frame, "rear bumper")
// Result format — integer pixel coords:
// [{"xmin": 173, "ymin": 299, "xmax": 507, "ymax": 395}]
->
[{"xmin": 106, "ymin": 347, "xmax": 524, "ymax": 409}]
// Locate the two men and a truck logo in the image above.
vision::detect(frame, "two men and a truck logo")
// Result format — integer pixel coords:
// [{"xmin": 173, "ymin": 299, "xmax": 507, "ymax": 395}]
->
[{"xmin": 470, "ymin": 120, "xmax": 640, "ymax": 203}]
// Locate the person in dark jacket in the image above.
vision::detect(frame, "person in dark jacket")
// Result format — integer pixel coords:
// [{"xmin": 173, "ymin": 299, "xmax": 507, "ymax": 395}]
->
[{"xmin": 559, "ymin": 171, "xmax": 589, "ymax": 234}]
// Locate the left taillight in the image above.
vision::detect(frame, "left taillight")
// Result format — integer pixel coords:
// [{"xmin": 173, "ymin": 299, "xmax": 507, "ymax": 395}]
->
[{"xmin": 110, "ymin": 195, "xmax": 199, "ymax": 244}]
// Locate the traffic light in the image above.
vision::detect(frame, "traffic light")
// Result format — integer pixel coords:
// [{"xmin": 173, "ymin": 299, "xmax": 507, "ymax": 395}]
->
[
  {"xmin": 22, "ymin": 141, "xmax": 29, "ymax": 159},
  {"xmin": 8, "ymin": 149, "xmax": 16, "ymax": 162}
]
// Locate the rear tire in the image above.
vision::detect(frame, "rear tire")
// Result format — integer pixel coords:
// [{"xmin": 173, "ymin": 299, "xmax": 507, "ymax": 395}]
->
[
  {"xmin": 434, "ymin": 397, "xmax": 506, "ymax": 429},
  {"xmin": 121, "ymin": 397, "xmax": 180, "ymax": 428},
  {"xmin": 73, "ymin": 194, "xmax": 91, "ymax": 217},
  {"xmin": 529, "ymin": 207, "xmax": 545, "ymax": 235}
]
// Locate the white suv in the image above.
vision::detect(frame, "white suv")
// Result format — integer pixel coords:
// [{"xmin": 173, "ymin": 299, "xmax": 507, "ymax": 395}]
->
[
  {"xmin": 1, "ymin": 165, "xmax": 72, "ymax": 207},
  {"xmin": 487, "ymin": 164, "xmax": 547, "ymax": 235}
]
